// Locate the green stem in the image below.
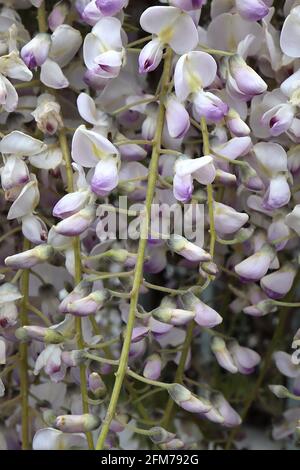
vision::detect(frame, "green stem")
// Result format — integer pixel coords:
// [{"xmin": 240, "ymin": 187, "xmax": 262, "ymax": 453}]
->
[
  {"xmin": 127, "ymin": 370, "xmax": 171, "ymax": 389},
  {"xmin": 95, "ymin": 48, "xmax": 173, "ymax": 451},
  {"xmin": 0, "ymin": 226, "xmax": 21, "ymax": 244},
  {"xmin": 200, "ymin": 117, "xmax": 216, "ymax": 258},
  {"xmin": 126, "ymin": 35, "xmax": 152, "ymax": 48},
  {"xmin": 59, "ymin": 129, "xmax": 94, "ymax": 450},
  {"xmin": 20, "ymin": 238, "xmax": 30, "ymax": 450},
  {"xmin": 37, "ymin": 1, "xmax": 48, "ymax": 33}
]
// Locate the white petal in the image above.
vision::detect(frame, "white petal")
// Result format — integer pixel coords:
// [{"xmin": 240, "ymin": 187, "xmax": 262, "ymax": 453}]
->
[
  {"xmin": 274, "ymin": 351, "xmax": 300, "ymax": 378},
  {"xmin": 77, "ymin": 93, "xmax": 100, "ymax": 124},
  {"xmin": 174, "ymin": 51, "xmax": 217, "ymax": 101},
  {"xmin": 40, "ymin": 59, "xmax": 69, "ymax": 89},
  {"xmin": 72, "ymin": 125, "xmax": 118, "ymax": 167},
  {"xmin": 167, "ymin": 12, "xmax": 198, "ymax": 54},
  {"xmin": 83, "ymin": 33, "xmax": 103, "ymax": 70},
  {"xmin": 91, "ymin": 16, "xmax": 123, "ymax": 50},
  {"xmin": 140, "ymin": 6, "xmax": 181, "ymax": 35},
  {"xmin": 7, "ymin": 177, "xmax": 39, "ymax": 220},
  {"xmin": 0, "ymin": 131, "xmax": 46, "ymax": 155},
  {"xmin": 49, "ymin": 25, "xmax": 82, "ymax": 68},
  {"xmin": 280, "ymin": 6, "xmax": 300, "ymax": 57},
  {"xmin": 1, "ymin": 75, "xmax": 18, "ymax": 112},
  {"xmin": 0, "ymin": 51, "xmax": 32, "ymax": 81},
  {"xmin": 176, "ymin": 155, "xmax": 213, "ymax": 177},
  {"xmin": 29, "ymin": 147, "xmax": 63, "ymax": 170},
  {"xmin": 253, "ymin": 142, "xmax": 287, "ymax": 175}
]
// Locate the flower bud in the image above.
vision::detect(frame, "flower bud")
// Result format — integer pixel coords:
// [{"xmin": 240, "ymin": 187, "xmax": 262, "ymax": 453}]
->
[
  {"xmin": 171, "ymin": 0, "xmax": 203, "ymax": 11},
  {"xmin": 5, "ymin": 244, "xmax": 53, "ymax": 269},
  {"xmin": 269, "ymin": 385, "xmax": 291, "ymax": 399},
  {"xmin": 21, "ymin": 33, "xmax": 51, "ymax": 69},
  {"xmin": 67, "ymin": 290, "xmax": 109, "ymax": 316},
  {"xmin": 53, "ymin": 190, "xmax": 91, "ymax": 219},
  {"xmin": 168, "ymin": 383, "xmax": 212, "ymax": 414},
  {"xmin": 22, "ymin": 214, "xmax": 48, "ymax": 244},
  {"xmin": 16, "ymin": 326, "xmax": 65, "ymax": 344},
  {"xmin": 160, "ymin": 438, "xmax": 185, "ymax": 450},
  {"xmin": 88, "ymin": 372, "xmax": 107, "ymax": 398},
  {"xmin": 193, "ymin": 90, "xmax": 229, "ymax": 123},
  {"xmin": 0, "ymin": 303, "xmax": 18, "ymax": 328},
  {"xmin": 236, "ymin": 0, "xmax": 269, "ymax": 22},
  {"xmin": 239, "ymin": 163, "xmax": 263, "ymax": 191},
  {"xmin": 165, "ymin": 95, "xmax": 190, "ymax": 139},
  {"xmin": 139, "ymin": 38, "xmax": 164, "ymax": 74},
  {"xmin": 228, "ymin": 341, "xmax": 261, "ymax": 374},
  {"xmin": 43, "ymin": 410, "xmax": 57, "ymax": 426},
  {"xmin": 211, "ymin": 337, "xmax": 238, "ymax": 374},
  {"xmin": 243, "ymin": 299, "xmax": 276, "ymax": 317},
  {"xmin": 31, "ymin": 93, "xmax": 63, "ymax": 135},
  {"xmin": 234, "ymin": 244, "xmax": 276, "ymax": 282},
  {"xmin": 200, "ymin": 261, "xmax": 218, "ymax": 276},
  {"xmin": 59, "ymin": 281, "xmax": 91, "ymax": 314},
  {"xmin": 260, "ymin": 263, "xmax": 296, "ymax": 299},
  {"xmin": 226, "ymin": 55, "xmax": 267, "ymax": 101},
  {"xmin": 168, "ymin": 235, "xmax": 211, "ymax": 262},
  {"xmin": 130, "ymin": 326, "xmax": 149, "ymax": 343},
  {"xmin": 182, "ymin": 292, "xmax": 222, "ymax": 328},
  {"xmin": 48, "ymin": 1, "xmax": 69, "ymax": 31},
  {"xmin": 149, "ymin": 426, "xmax": 175, "ymax": 444},
  {"xmin": 226, "ymin": 108, "xmax": 250, "ymax": 137},
  {"xmin": 91, "ymin": 158, "xmax": 119, "ymax": 197},
  {"xmin": 61, "ymin": 349, "xmax": 86, "ymax": 367},
  {"xmin": 95, "ymin": 0, "xmax": 128, "ymax": 16},
  {"xmin": 151, "ymin": 306, "xmax": 195, "ymax": 326},
  {"xmin": 214, "ymin": 202, "xmax": 249, "ymax": 235},
  {"xmin": 210, "ymin": 393, "xmax": 242, "ymax": 427},
  {"xmin": 1, "ymin": 156, "xmax": 29, "ymax": 191},
  {"xmin": 110, "ymin": 414, "xmax": 128, "ymax": 433},
  {"xmin": 143, "ymin": 353, "xmax": 162, "ymax": 380},
  {"xmin": 55, "ymin": 204, "xmax": 96, "ymax": 236},
  {"xmin": 55, "ymin": 413, "xmax": 101, "ymax": 433}
]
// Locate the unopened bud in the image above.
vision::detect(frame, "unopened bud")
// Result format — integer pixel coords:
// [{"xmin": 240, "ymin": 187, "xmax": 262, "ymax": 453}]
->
[
  {"xmin": 16, "ymin": 326, "xmax": 65, "ymax": 344},
  {"xmin": 269, "ymin": 385, "xmax": 292, "ymax": 399},
  {"xmin": 88, "ymin": 372, "xmax": 107, "ymax": 398},
  {"xmin": 168, "ymin": 383, "xmax": 211, "ymax": 414},
  {"xmin": 61, "ymin": 349, "xmax": 86, "ymax": 367},
  {"xmin": 143, "ymin": 353, "xmax": 162, "ymax": 380},
  {"xmin": 151, "ymin": 306, "xmax": 194, "ymax": 326},
  {"xmin": 68, "ymin": 289, "xmax": 109, "ymax": 316},
  {"xmin": 168, "ymin": 235, "xmax": 211, "ymax": 262},
  {"xmin": 55, "ymin": 413, "xmax": 101, "ymax": 433},
  {"xmin": 149, "ymin": 426, "xmax": 175, "ymax": 444},
  {"xmin": 211, "ymin": 337, "xmax": 238, "ymax": 374},
  {"xmin": 110, "ymin": 414, "xmax": 128, "ymax": 433},
  {"xmin": 43, "ymin": 410, "xmax": 57, "ymax": 426},
  {"xmin": 160, "ymin": 438, "xmax": 185, "ymax": 450},
  {"xmin": 5, "ymin": 244, "xmax": 53, "ymax": 269}
]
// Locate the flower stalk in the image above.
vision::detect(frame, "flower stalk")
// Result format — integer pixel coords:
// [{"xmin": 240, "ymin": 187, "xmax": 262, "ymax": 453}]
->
[{"xmin": 95, "ymin": 47, "xmax": 173, "ymax": 450}]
